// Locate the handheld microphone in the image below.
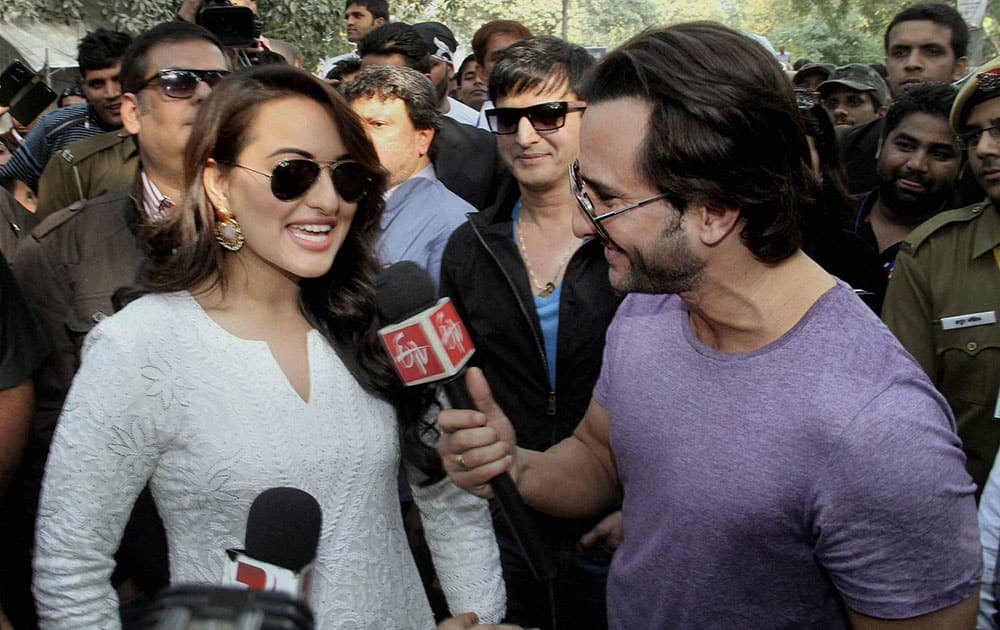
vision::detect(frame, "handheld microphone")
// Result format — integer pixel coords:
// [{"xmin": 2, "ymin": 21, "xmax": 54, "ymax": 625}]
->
[
  {"xmin": 221, "ymin": 487, "xmax": 323, "ymax": 598},
  {"xmin": 375, "ymin": 261, "xmax": 556, "ymax": 581},
  {"xmin": 142, "ymin": 488, "xmax": 321, "ymax": 630}
]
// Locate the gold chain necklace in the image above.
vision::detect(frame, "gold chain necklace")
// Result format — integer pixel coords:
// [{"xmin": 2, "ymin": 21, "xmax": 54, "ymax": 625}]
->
[{"xmin": 516, "ymin": 215, "xmax": 578, "ymax": 297}]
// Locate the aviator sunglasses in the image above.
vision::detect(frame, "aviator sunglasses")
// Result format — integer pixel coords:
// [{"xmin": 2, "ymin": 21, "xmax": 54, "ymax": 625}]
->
[
  {"xmin": 485, "ymin": 100, "xmax": 587, "ymax": 135},
  {"xmin": 233, "ymin": 158, "xmax": 371, "ymax": 202},
  {"xmin": 135, "ymin": 68, "xmax": 231, "ymax": 99}
]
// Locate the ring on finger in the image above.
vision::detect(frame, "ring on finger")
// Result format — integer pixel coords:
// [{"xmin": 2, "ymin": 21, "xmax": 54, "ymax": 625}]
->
[{"xmin": 455, "ymin": 453, "xmax": 466, "ymax": 469}]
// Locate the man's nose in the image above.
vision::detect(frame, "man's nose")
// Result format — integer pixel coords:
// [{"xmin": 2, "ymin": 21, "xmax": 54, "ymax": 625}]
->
[
  {"xmin": 904, "ymin": 51, "xmax": 924, "ymax": 71},
  {"xmin": 906, "ymin": 149, "xmax": 930, "ymax": 173},
  {"xmin": 571, "ymin": 202, "xmax": 598, "ymax": 240},
  {"xmin": 515, "ymin": 116, "xmax": 540, "ymax": 145}
]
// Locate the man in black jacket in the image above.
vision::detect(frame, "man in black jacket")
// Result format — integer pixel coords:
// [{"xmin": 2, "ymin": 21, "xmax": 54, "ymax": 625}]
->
[{"xmin": 440, "ymin": 36, "xmax": 621, "ymax": 630}]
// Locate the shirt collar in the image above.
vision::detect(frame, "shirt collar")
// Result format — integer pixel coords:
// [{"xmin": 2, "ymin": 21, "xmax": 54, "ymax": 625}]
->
[
  {"xmin": 385, "ymin": 163, "xmax": 437, "ymax": 202},
  {"xmin": 972, "ymin": 200, "xmax": 1000, "ymax": 259},
  {"xmin": 140, "ymin": 170, "xmax": 174, "ymax": 222}
]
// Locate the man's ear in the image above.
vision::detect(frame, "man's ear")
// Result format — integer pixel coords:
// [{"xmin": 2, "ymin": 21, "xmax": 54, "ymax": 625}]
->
[
  {"xmin": 953, "ymin": 56, "xmax": 969, "ymax": 82},
  {"xmin": 416, "ymin": 127, "xmax": 434, "ymax": 158},
  {"xmin": 691, "ymin": 203, "xmax": 741, "ymax": 247},
  {"xmin": 202, "ymin": 158, "xmax": 231, "ymax": 216},
  {"xmin": 374, "ymin": 17, "xmax": 386, "ymax": 27},
  {"xmin": 121, "ymin": 93, "xmax": 142, "ymax": 135}
]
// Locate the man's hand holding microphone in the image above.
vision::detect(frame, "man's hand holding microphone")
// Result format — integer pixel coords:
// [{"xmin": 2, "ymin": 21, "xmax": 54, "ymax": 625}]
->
[{"xmin": 437, "ymin": 367, "xmax": 521, "ymax": 499}]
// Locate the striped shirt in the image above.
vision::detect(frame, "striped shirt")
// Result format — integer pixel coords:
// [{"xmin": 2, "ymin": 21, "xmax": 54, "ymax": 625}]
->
[
  {"xmin": 0, "ymin": 104, "xmax": 118, "ymax": 191},
  {"xmin": 139, "ymin": 170, "xmax": 174, "ymax": 223}
]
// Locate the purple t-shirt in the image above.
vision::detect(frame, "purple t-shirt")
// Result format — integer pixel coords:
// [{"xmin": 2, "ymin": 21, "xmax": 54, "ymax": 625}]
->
[{"xmin": 594, "ymin": 282, "xmax": 981, "ymax": 629}]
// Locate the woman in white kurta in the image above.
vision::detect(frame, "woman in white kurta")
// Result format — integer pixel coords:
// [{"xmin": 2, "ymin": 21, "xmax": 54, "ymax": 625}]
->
[{"xmin": 32, "ymin": 63, "xmax": 504, "ymax": 629}]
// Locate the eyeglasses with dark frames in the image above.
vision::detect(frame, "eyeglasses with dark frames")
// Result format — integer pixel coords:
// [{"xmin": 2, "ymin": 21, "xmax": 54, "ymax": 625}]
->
[
  {"xmin": 135, "ymin": 68, "xmax": 230, "ymax": 99},
  {"xmin": 485, "ymin": 101, "xmax": 587, "ymax": 135},
  {"xmin": 956, "ymin": 124, "xmax": 1000, "ymax": 150},
  {"xmin": 233, "ymin": 158, "xmax": 371, "ymax": 203},
  {"xmin": 569, "ymin": 158, "xmax": 670, "ymax": 241}
]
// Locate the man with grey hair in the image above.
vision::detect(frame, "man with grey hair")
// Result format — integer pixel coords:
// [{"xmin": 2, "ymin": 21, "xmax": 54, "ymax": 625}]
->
[
  {"xmin": 357, "ymin": 21, "xmax": 506, "ymax": 210},
  {"xmin": 344, "ymin": 65, "xmax": 473, "ymax": 285}
]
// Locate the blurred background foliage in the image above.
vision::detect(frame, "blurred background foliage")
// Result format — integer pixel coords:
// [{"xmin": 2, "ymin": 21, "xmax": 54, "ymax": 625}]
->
[{"xmin": 0, "ymin": 0, "xmax": 994, "ymax": 72}]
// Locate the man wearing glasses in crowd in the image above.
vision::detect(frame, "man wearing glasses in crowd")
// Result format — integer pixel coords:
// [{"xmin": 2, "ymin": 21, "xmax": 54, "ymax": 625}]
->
[
  {"xmin": 437, "ymin": 22, "xmax": 980, "ymax": 629},
  {"xmin": 884, "ymin": 60, "xmax": 1000, "ymax": 503},
  {"xmin": 2, "ymin": 21, "xmax": 230, "ymax": 628},
  {"xmin": 440, "ymin": 36, "xmax": 620, "ymax": 629}
]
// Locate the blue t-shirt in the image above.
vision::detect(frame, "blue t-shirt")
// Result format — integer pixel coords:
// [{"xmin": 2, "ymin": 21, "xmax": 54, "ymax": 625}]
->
[
  {"xmin": 594, "ymin": 282, "xmax": 981, "ymax": 628},
  {"xmin": 512, "ymin": 199, "xmax": 562, "ymax": 388}
]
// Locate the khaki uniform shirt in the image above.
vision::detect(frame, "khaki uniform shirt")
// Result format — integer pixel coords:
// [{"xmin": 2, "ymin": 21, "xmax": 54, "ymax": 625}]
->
[
  {"xmin": 35, "ymin": 130, "xmax": 139, "ymax": 221},
  {"xmin": 883, "ymin": 200, "xmax": 1000, "ymax": 492},
  {"xmin": 11, "ymin": 179, "xmax": 144, "ymax": 459}
]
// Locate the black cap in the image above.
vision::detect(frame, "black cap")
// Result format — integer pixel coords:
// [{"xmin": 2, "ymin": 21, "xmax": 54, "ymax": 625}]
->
[
  {"xmin": 413, "ymin": 22, "xmax": 457, "ymax": 64},
  {"xmin": 793, "ymin": 62, "xmax": 835, "ymax": 86}
]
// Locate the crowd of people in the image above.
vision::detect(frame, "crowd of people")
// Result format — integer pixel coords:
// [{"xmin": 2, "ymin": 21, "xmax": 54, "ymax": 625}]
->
[{"xmin": 0, "ymin": 0, "xmax": 998, "ymax": 629}]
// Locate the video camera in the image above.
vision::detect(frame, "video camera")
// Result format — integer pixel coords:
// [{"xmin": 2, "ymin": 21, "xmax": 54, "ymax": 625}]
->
[{"xmin": 197, "ymin": 0, "xmax": 258, "ymax": 48}]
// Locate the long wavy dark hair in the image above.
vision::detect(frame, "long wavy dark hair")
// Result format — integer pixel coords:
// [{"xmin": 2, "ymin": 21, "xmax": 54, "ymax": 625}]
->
[
  {"xmin": 142, "ymin": 64, "xmax": 443, "ymax": 481},
  {"xmin": 800, "ymin": 102, "xmax": 854, "ymax": 233}
]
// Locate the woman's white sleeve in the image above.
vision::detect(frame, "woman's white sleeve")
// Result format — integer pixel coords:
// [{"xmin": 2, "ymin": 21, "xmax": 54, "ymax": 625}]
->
[
  {"xmin": 407, "ymin": 399, "xmax": 505, "ymax": 623},
  {"xmin": 409, "ymin": 466, "xmax": 506, "ymax": 623},
  {"xmin": 33, "ymin": 325, "xmax": 164, "ymax": 629}
]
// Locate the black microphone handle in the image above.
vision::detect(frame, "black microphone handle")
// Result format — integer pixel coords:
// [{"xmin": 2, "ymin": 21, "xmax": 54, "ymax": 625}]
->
[{"xmin": 442, "ymin": 375, "xmax": 556, "ymax": 582}]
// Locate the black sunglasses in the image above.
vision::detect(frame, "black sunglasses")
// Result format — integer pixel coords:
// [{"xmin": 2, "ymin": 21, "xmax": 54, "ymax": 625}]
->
[
  {"xmin": 136, "ymin": 69, "xmax": 230, "ymax": 99},
  {"xmin": 233, "ymin": 158, "xmax": 371, "ymax": 202},
  {"xmin": 485, "ymin": 100, "xmax": 587, "ymax": 135}
]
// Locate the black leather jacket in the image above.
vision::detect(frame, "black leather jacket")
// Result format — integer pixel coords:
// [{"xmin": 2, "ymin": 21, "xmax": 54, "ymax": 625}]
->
[{"xmin": 440, "ymin": 175, "xmax": 622, "ymax": 460}]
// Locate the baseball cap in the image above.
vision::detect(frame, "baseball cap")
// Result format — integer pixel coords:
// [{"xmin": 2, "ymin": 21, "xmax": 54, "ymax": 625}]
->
[
  {"xmin": 793, "ymin": 63, "xmax": 835, "ymax": 86},
  {"xmin": 951, "ymin": 57, "xmax": 1000, "ymax": 131},
  {"xmin": 817, "ymin": 64, "xmax": 889, "ymax": 106},
  {"xmin": 413, "ymin": 22, "xmax": 457, "ymax": 65}
]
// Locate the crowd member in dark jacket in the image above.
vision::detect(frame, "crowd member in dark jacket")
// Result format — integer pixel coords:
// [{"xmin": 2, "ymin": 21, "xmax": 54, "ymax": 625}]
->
[
  {"xmin": 440, "ymin": 37, "xmax": 622, "ymax": 630},
  {"xmin": 840, "ymin": 2, "xmax": 968, "ymax": 195},
  {"xmin": 798, "ymin": 96, "xmax": 886, "ymax": 312}
]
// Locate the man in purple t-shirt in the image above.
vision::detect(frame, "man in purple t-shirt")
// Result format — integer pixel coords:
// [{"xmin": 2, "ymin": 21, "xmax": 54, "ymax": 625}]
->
[{"xmin": 436, "ymin": 22, "xmax": 981, "ymax": 629}]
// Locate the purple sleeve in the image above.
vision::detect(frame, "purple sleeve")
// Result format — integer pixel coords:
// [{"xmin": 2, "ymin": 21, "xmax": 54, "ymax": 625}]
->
[
  {"xmin": 811, "ymin": 378, "xmax": 981, "ymax": 618},
  {"xmin": 591, "ymin": 314, "xmax": 618, "ymax": 410}
]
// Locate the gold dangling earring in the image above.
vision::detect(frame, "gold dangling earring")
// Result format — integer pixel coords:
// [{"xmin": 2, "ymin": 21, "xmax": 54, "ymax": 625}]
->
[{"xmin": 214, "ymin": 206, "xmax": 244, "ymax": 252}]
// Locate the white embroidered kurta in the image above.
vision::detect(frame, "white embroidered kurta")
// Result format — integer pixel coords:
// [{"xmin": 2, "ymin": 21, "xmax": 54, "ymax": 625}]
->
[{"xmin": 33, "ymin": 292, "xmax": 504, "ymax": 629}]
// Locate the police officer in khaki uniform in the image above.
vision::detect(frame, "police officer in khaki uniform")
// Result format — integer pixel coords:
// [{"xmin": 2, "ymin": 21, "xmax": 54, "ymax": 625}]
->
[
  {"xmin": 34, "ymin": 128, "xmax": 138, "ymax": 221},
  {"xmin": 883, "ymin": 57, "xmax": 1000, "ymax": 494}
]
